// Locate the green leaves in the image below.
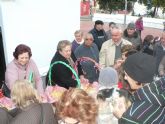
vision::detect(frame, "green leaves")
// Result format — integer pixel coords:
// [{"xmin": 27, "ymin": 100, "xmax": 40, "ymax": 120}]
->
[{"xmin": 97, "ymin": 0, "xmax": 136, "ymax": 13}]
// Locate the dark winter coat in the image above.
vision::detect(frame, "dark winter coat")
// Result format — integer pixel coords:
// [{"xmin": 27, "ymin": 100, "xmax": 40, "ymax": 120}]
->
[
  {"xmin": 46, "ymin": 52, "xmax": 83, "ymax": 89},
  {"xmin": 123, "ymin": 29, "xmax": 141, "ymax": 49}
]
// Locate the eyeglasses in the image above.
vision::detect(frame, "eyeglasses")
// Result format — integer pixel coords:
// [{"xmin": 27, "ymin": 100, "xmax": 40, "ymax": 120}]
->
[{"xmin": 85, "ymin": 38, "xmax": 93, "ymax": 41}]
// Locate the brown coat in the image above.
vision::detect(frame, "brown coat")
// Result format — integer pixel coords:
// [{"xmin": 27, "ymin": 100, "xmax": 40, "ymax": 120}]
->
[
  {"xmin": 0, "ymin": 107, "xmax": 13, "ymax": 124},
  {"xmin": 10, "ymin": 103, "xmax": 58, "ymax": 124}
]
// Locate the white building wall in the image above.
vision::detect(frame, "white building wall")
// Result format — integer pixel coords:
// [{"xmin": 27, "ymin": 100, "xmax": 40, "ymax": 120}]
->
[{"xmin": 0, "ymin": 0, "xmax": 80, "ymax": 75}]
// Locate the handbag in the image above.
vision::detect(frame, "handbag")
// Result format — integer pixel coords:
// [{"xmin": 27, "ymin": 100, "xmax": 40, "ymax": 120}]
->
[
  {"xmin": 1, "ymin": 71, "xmax": 33, "ymax": 99},
  {"xmin": 1, "ymin": 81, "xmax": 10, "ymax": 98}
]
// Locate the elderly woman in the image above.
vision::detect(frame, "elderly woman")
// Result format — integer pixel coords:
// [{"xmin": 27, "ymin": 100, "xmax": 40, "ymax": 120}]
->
[
  {"xmin": 71, "ymin": 30, "xmax": 84, "ymax": 52},
  {"xmin": 5, "ymin": 44, "xmax": 44, "ymax": 94},
  {"xmin": 56, "ymin": 88, "xmax": 98, "ymax": 124},
  {"xmin": 46, "ymin": 40, "xmax": 88, "ymax": 89},
  {"xmin": 10, "ymin": 80, "xmax": 58, "ymax": 124}
]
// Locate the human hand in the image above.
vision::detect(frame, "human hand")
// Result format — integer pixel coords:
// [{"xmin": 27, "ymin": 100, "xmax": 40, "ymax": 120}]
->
[
  {"xmin": 112, "ymin": 97, "xmax": 127, "ymax": 119},
  {"xmin": 113, "ymin": 59, "xmax": 124, "ymax": 69},
  {"xmin": 80, "ymin": 75, "xmax": 89, "ymax": 84},
  {"xmin": 95, "ymin": 63, "xmax": 102, "ymax": 71},
  {"xmin": 159, "ymin": 71, "xmax": 164, "ymax": 77}
]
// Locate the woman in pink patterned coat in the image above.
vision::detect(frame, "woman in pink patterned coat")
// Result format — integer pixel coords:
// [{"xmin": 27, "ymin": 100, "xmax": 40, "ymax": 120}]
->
[{"xmin": 5, "ymin": 44, "xmax": 44, "ymax": 94}]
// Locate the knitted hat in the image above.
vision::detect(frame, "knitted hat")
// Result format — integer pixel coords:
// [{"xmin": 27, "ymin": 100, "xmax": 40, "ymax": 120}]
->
[
  {"xmin": 127, "ymin": 23, "xmax": 135, "ymax": 29},
  {"xmin": 123, "ymin": 52, "xmax": 156, "ymax": 83},
  {"xmin": 95, "ymin": 20, "xmax": 104, "ymax": 25},
  {"xmin": 99, "ymin": 67, "xmax": 118, "ymax": 87}
]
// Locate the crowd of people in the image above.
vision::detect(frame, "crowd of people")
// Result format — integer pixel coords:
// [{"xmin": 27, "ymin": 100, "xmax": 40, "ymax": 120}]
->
[{"xmin": 0, "ymin": 18, "xmax": 165, "ymax": 124}]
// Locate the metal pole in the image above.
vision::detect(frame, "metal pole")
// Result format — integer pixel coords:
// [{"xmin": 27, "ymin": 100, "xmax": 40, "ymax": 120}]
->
[
  {"xmin": 124, "ymin": 0, "xmax": 127, "ymax": 27},
  {"xmin": 89, "ymin": 0, "xmax": 93, "ymax": 18}
]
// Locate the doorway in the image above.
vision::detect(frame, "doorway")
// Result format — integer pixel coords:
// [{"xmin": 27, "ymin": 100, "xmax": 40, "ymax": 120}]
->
[{"xmin": 0, "ymin": 30, "xmax": 6, "ymax": 87}]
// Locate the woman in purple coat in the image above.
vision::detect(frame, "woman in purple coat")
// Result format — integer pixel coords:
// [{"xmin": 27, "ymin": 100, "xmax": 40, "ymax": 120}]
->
[
  {"xmin": 71, "ymin": 30, "xmax": 84, "ymax": 52},
  {"xmin": 5, "ymin": 44, "xmax": 44, "ymax": 94}
]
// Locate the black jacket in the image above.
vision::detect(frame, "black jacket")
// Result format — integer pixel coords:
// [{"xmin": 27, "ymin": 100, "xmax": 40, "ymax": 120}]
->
[
  {"xmin": 46, "ymin": 52, "xmax": 83, "ymax": 89},
  {"xmin": 89, "ymin": 28, "xmax": 107, "ymax": 51}
]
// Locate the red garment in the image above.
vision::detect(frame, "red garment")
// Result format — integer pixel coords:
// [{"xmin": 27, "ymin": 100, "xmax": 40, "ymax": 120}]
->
[
  {"xmin": 0, "ymin": 89, "xmax": 4, "ymax": 98},
  {"xmin": 118, "ymin": 82, "xmax": 123, "ymax": 89},
  {"xmin": 135, "ymin": 20, "xmax": 143, "ymax": 31}
]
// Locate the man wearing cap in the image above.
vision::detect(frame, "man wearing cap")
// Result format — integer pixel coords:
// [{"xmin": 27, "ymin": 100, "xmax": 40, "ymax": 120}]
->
[
  {"xmin": 113, "ymin": 52, "xmax": 165, "ymax": 123},
  {"xmin": 123, "ymin": 22, "xmax": 141, "ymax": 50},
  {"xmin": 89, "ymin": 20, "xmax": 107, "ymax": 51}
]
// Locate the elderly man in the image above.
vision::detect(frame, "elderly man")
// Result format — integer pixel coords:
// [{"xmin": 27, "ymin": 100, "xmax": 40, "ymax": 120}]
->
[
  {"xmin": 74, "ymin": 33, "xmax": 99, "ymax": 83},
  {"xmin": 99, "ymin": 26, "xmax": 131, "ymax": 68}
]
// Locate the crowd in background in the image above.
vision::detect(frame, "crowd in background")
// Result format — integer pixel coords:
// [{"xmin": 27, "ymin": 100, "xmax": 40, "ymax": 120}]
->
[{"xmin": 0, "ymin": 17, "xmax": 165, "ymax": 124}]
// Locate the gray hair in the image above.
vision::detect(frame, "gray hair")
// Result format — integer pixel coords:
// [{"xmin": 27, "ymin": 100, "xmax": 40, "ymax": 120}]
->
[
  {"xmin": 57, "ymin": 40, "xmax": 71, "ymax": 51},
  {"xmin": 74, "ymin": 30, "xmax": 83, "ymax": 36},
  {"xmin": 111, "ymin": 25, "xmax": 123, "ymax": 34}
]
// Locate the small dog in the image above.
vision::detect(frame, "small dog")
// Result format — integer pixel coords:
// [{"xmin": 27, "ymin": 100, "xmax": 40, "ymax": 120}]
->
[{"xmin": 97, "ymin": 87, "xmax": 133, "ymax": 123}]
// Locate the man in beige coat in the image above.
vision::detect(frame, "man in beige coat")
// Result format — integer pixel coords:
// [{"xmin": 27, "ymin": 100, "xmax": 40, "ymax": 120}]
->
[{"xmin": 99, "ymin": 26, "xmax": 132, "ymax": 68}]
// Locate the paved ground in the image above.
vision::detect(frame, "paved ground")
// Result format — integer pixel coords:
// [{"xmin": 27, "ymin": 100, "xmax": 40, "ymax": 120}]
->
[{"xmin": 80, "ymin": 21, "xmax": 163, "ymax": 40}]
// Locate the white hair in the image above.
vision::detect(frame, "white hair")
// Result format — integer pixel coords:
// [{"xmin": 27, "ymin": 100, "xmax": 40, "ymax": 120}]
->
[{"xmin": 111, "ymin": 25, "xmax": 123, "ymax": 34}]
